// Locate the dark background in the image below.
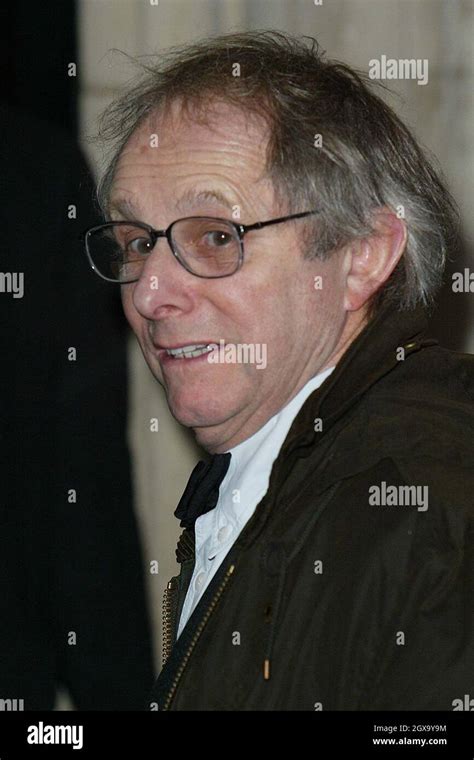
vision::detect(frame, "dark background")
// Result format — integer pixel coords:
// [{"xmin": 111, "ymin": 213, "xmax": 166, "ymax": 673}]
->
[
  {"xmin": 0, "ymin": 0, "xmax": 155, "ymax": 710},
  {"xmin": 0, "ymin": 1, "xmax": 78, "ymax": 135}
]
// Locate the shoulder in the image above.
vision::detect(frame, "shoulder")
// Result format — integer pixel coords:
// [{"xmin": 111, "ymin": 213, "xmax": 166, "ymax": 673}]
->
[
  {"xmin": 311, "ymin": 343, "xmax": 474, "ymax": 542},
  {"xmin": 359, "ymin": 343, "xmax": 474, "ymax": 469}
]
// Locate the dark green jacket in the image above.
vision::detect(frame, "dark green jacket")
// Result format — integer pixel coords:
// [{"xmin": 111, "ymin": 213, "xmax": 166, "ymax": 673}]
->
[{"xmin": 149, "ymin": 303, "xmax": 474, "ymax": 711}]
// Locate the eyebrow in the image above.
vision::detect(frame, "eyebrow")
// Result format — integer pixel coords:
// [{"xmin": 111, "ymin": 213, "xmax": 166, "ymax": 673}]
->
[
  {"xmin": 108, "ymin": 188, "xmax": 236, "ymax": 223},
  {"xmin": 175, "ymin": 188, "xmax": 235, "ymax": 213}
]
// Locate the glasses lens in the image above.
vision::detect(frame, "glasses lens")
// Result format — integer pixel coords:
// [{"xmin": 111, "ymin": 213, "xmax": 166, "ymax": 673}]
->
[
  {"xmin": 171, "ymin": 218, "xmax": 240, "ymax": 277},
  {"xmin": 87, "ymin": 223, "xmax": 154, "ymax": 282}
]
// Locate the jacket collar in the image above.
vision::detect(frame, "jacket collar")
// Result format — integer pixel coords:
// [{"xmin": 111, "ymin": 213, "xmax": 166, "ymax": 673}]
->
[{"xmin": 278, "ymin": 301, "xmax": 435, "ymax": 461}]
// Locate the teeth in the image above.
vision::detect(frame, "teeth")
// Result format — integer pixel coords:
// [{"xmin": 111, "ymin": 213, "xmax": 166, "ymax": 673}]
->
[{"xmin": 166, "ymin": 344, "xmax": 213, "ymax": 359}]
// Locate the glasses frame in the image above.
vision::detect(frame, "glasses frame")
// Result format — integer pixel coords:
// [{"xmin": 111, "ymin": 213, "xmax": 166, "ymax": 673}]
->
[{"xmin": 83, "ymin": 209, "xmax": 319, "ymax": 283}]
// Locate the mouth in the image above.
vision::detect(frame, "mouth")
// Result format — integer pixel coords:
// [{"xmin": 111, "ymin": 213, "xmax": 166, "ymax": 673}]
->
[
  {"xmin": 153, "ymin": 341, "xmax": 220, "ymax": 366},
  {"xmin": 165, "ymin": 343, "xmax": 215, "ymax": 360}
]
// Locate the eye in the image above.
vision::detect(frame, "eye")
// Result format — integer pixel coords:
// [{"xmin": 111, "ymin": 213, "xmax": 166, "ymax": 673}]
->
[
  {"xmin": 127, "ymin": 237, "xmax": 154, "ymax": 256},
  {"xmin": 203, "ymin": 229, "xmax": 234, "ymax": 247}
]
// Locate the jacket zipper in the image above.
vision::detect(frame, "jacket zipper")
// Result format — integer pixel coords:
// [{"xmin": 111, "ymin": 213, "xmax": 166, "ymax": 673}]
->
[
  {"xmin": 161, "ymin": 563, "xmax": 236, "ymax": 710},
  {"xmin": 162, "ymin": 576, "xmax": 179, "ymax": 665}
]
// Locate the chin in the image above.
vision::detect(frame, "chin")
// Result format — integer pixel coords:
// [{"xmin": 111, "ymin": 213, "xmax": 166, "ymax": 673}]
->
[{"xmin": 165, "ymin": 387, "xmax": 239, "ymax": 430}]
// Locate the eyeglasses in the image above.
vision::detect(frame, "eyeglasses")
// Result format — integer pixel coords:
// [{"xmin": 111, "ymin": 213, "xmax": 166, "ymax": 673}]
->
[{"xmin": 83, "ymin": 210, "xmax": 319, "ymax": 283}]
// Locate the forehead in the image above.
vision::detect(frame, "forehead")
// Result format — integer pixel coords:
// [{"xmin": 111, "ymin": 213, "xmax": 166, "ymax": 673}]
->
[
  {"xmin": 110, "ymin": 99, "xmax": 270, "ymax": 208},
  {"xmin": 127, "ymin": 97, "xmax": 267, "ymax": 156}
]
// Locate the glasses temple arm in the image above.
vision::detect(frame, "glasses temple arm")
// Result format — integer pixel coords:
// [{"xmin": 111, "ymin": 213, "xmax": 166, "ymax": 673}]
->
[{"xmin": 241, "ymin": 210, "xmax": 319, "ymax": 233}]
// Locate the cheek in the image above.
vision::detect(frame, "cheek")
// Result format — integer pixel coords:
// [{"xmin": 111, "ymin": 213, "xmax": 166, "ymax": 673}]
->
[{"xmin": 228, "ymin": 292, "xmax": 284, "ymax": 346}]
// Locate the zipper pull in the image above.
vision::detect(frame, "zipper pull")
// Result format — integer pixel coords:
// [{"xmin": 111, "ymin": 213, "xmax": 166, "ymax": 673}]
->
[{"xmin": 263, "ymin": 658, "xmax": 271, "ymax": 680}]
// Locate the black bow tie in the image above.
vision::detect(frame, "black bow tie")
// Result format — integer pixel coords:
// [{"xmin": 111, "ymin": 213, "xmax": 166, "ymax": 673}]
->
[{"xmin": 174, "ymin": 453, "xmax": 232, "ymax": 530}]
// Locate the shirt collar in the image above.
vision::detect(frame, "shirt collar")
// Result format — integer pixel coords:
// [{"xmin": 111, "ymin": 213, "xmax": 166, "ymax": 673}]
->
[
  {"xmin": 228, "ymin": 365, "xmax": 336, "ymax": 470},
  {"xmin": 195, "ymin": 366, "xmax": 335, "ymax": 555}
]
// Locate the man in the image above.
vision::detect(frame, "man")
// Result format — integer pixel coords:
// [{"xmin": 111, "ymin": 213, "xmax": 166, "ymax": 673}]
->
[{"xmin": 87, "ymin": 31, "xmax": 473, "ymax": 710}]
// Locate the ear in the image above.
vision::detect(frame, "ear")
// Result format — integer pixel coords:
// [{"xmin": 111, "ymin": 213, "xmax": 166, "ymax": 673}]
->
[{"xmin": 343, "ymin": 208, "xmax": 407, "ymax": 312}]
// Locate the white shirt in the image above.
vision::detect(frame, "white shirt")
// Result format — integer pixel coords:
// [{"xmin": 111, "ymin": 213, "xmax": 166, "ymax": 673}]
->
[{"xmin": 176, "ymin": 366, "xmax": 335, "ymax": 638}]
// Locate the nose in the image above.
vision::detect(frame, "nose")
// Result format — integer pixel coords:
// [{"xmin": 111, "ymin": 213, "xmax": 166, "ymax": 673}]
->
[{"xmin": 130, "ymin": 237, "xmax": 195, "ymax": 320}]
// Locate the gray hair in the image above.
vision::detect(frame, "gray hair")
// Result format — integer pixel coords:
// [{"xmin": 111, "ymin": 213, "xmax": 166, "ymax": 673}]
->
[{"xmin": 95, "ymin": 30, "xmax": 460, "ymax": 311}]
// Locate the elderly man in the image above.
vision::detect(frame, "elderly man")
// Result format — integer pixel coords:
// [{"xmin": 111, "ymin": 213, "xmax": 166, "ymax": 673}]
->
[{"xmin": 85, "ymin": 31, "xmax": 473, "ymax": 711}]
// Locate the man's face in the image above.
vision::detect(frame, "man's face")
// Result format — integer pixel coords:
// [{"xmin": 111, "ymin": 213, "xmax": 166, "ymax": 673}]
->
[{"xmin": 111, "ymin": 100, "xmax": 349, "ymax": 452}]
